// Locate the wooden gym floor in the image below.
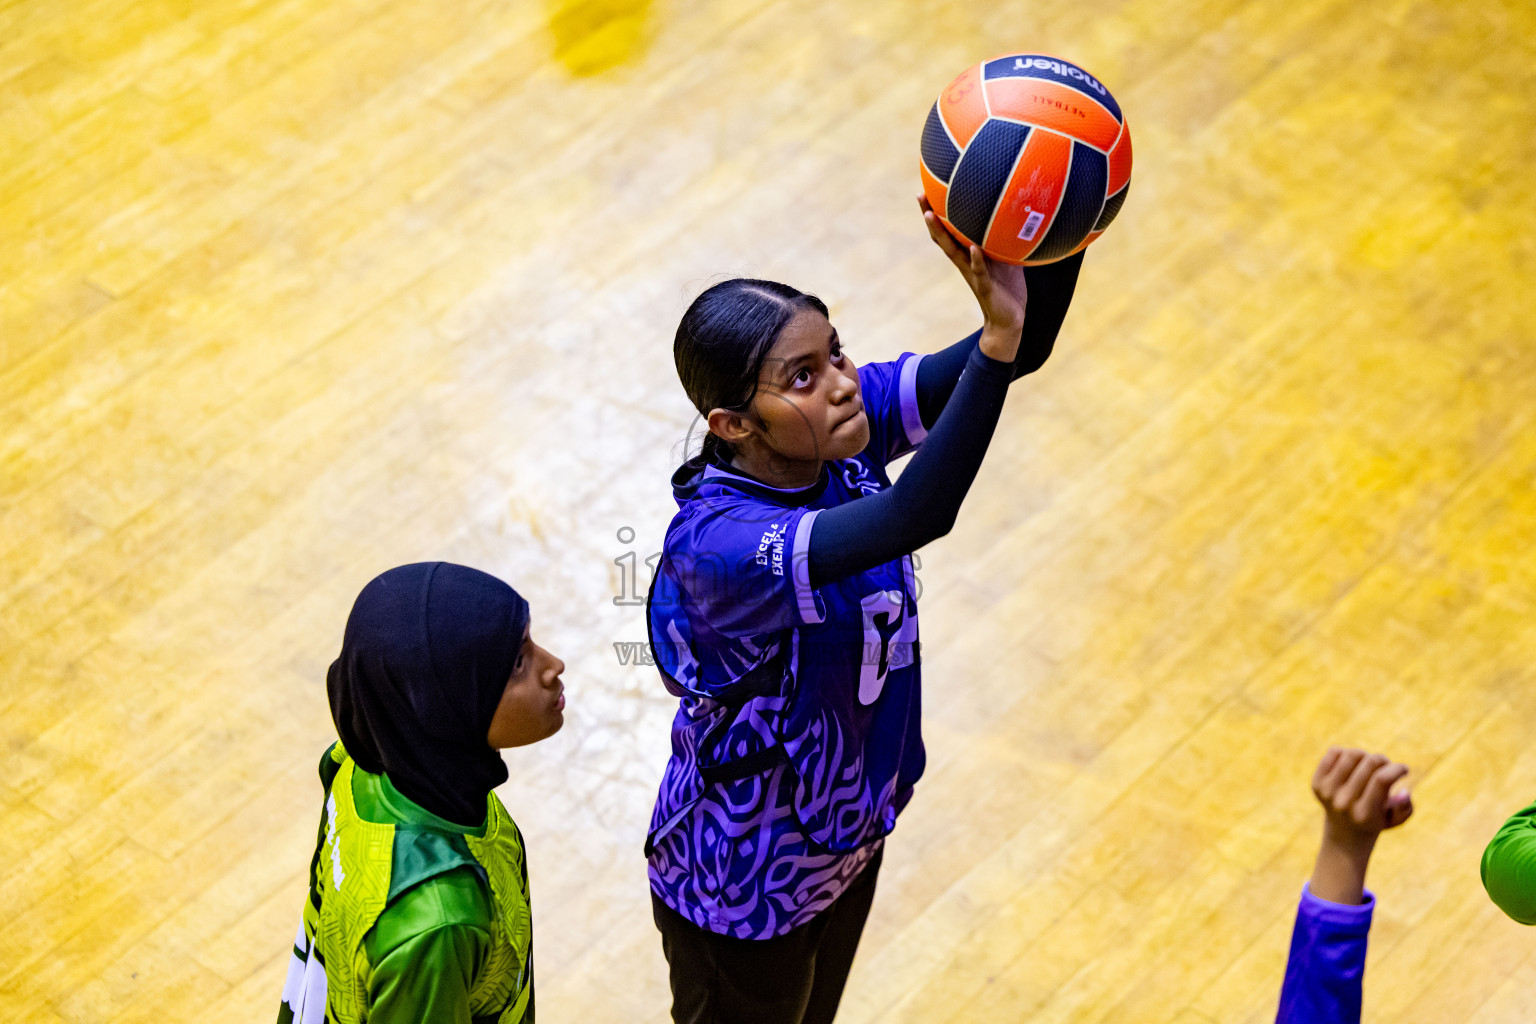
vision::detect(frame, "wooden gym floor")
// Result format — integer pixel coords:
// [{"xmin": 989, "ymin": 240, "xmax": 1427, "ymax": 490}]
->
[{"xmin": 4, "ymin": 0, "xmax": 1536, "ymax": 1020}]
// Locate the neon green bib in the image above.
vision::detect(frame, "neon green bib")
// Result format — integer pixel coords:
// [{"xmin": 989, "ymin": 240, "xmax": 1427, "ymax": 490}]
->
[{"xmin": 280, "ymin": 746, "xmax": 533, "ymax": 1024}]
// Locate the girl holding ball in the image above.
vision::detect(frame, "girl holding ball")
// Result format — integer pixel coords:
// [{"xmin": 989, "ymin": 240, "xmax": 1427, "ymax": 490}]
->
[{"xmin": 644, "ymin": 199, "xmax": 1084, "ymax": 1024}]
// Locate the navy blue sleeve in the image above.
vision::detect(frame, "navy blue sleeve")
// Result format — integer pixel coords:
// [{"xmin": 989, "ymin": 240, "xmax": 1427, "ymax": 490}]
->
[
  {"xmin": 802, "ymin": 254, "xmax": 1082, "ymax": 587},
  {"xmin": 807, "ymin": 345, "xmax": 1013, "ymax": 587},
  {"xmin": 1275, "ymin": 884, "xmax": 1374, "ymax": 1024},
  {"xmin": 915, "ymin": 251, "xmax": 1084, "ymax": 429}
]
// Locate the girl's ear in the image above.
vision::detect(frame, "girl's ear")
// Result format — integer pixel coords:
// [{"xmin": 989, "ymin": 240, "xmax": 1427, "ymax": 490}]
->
[{"xmin": 707, "ymin": 408, "xmax": 755, "ymax": 445}]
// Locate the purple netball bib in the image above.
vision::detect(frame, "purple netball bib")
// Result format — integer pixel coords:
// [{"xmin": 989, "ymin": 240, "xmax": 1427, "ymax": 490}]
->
[{"xmin": 646, "ymin": 355, "xmax": 930, "ymax": 937}]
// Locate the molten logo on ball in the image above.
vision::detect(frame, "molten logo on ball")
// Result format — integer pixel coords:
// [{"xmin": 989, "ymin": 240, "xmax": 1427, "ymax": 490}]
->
[{"xmin": 1012, "ymin": 56, "xmax": 1109, "ymax": 97}]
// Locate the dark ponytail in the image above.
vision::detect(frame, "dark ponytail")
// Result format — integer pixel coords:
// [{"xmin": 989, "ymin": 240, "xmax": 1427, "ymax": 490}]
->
[{"xmin": 674, "ymin": 278, "xmax": 829, "ymax": 471}]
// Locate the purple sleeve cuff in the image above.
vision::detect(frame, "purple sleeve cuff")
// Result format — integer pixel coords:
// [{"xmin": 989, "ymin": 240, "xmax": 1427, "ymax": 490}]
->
[
  {"xmin": 1298, "ymin": 883, "xmax": 1376, "ymax": 930},
  {"xmin": 791, "ymin": 509, "xmax": 824, "ymax": 625},
  {"xmin": 897, "ymin": 353, "xmax": 928, "ymax": 446},
  {"xmin": 1276, "ymin": 883, "xmax": 1374, "ymax": 1024}
]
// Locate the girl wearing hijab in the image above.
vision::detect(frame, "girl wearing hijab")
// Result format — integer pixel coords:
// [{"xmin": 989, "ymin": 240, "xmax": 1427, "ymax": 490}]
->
[{"xmin": 278, "ymin": 561, "xmax": 566, "ymax": 1024}]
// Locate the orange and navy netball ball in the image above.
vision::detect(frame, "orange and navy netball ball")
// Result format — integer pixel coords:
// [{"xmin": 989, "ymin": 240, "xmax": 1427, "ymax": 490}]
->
[{"xmin": 920, "ymin": 53, "xmax": 1132, "ymax": 265}]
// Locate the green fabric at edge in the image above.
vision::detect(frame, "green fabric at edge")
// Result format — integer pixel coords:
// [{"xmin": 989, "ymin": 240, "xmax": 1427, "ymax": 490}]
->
[{"xmin": 1482, "ymin": 797, "xmax": 1536, "ymax": 926}]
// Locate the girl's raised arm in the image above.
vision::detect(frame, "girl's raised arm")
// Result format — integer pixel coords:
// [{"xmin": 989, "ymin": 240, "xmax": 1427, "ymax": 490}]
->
[
  {"xmin": 913, "ymin": 250, "xmax": 1083, "ymax": 428},
  {"xmin": 806, "ymin": 341, "xmax": 1012, "ymax": 586},
  {"xmin": 804, "ymin": 203, "xmax": 1044, "ymax": 587}
]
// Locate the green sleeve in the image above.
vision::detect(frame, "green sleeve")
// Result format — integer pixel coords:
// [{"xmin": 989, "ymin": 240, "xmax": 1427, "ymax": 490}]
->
[
  {"xmin": 363, "ymin": 867, "xmax": 494, "ymax": 1023},
  {"xmin": 1482, "ymin": 798, "xmax": 1536, "ymax": 925}
]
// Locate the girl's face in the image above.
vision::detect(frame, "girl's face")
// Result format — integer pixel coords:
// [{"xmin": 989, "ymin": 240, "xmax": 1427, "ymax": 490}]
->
[
  {"xmin": 736, "ymin": 308, "xmax": 869, "ymax": 465},
  {"xmin": 485, "ymin": 623, "xmax": 566, "ymax": 748}
]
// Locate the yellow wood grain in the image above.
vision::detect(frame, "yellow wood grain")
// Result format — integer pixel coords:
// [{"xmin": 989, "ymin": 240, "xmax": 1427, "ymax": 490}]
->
[{"xmin": 3, "ymin": 0, "xmax": 1535, "ymax": 1020}]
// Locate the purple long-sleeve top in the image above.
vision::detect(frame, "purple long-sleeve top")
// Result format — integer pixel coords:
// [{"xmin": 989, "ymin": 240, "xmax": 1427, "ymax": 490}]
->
[{"xmin": 1276, "ymin": 883, "xmax": 1374, "ymax": 1024}]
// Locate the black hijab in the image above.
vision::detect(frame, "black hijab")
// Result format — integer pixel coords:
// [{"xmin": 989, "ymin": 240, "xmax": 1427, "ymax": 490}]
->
[{"xmin": 327, "ymin": 561, "xmax": 530, "ymax": 827}]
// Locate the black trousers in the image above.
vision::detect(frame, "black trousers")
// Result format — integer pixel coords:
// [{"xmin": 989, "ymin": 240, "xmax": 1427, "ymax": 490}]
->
[{"xmin": 651, "ymin": 848, "xmax": 883, "ymax": 1024}]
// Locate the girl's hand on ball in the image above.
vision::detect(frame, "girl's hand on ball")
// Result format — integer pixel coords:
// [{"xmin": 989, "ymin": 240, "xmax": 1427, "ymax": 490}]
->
[
  {"xmin": 982, "ymin": 252, "xmax": 1028, "ymax": 331},
  {"xmin": 919, "ymin": 195, "xmax": 1027, "ymax": 360}
]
